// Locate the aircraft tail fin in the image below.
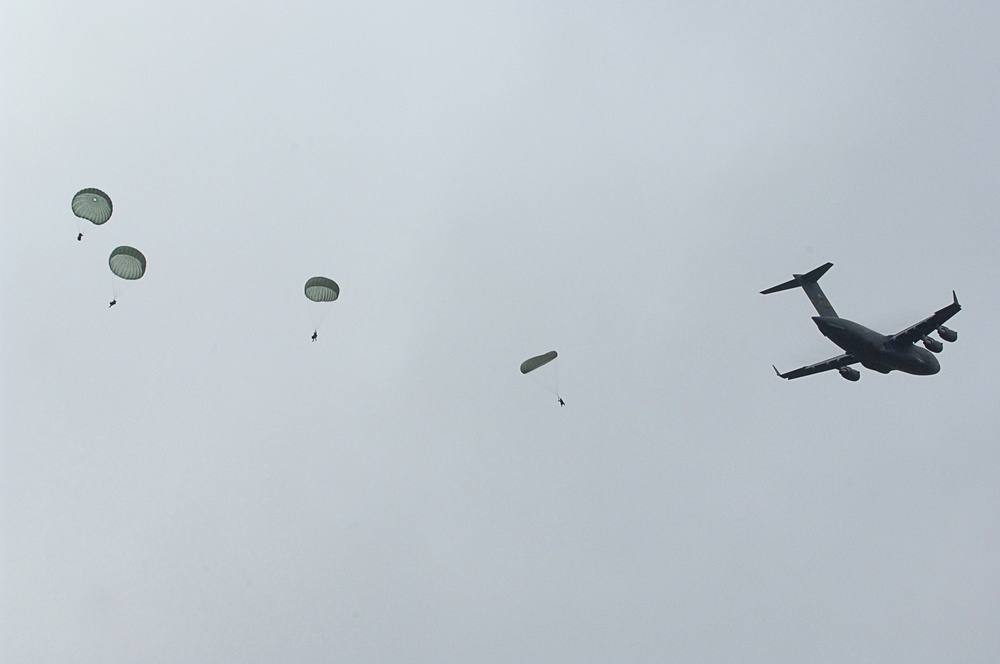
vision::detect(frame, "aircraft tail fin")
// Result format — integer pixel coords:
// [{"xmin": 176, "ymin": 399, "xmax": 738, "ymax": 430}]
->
[{"xmin": 760, "ymin": 262, "xmax": 838, "ymax": 317}]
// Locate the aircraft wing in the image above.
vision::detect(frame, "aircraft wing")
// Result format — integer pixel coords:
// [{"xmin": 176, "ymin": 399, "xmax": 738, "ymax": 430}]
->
[
  {"xmin": 887, "ymin": 291, "xmax": 961, "ymax": 346},
  {"xmin": 773, "ymin": 353, "xmax": 858, "ymax": 380}
]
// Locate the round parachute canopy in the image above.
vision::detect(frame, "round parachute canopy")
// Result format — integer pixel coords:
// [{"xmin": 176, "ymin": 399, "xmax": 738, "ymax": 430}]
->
[
  {"xmin": 72, "ymin": 188, "xmax": 113, "ymax": 225},
  {"xmin": 520, "ymin": 350, "xmax": 558, "ymax": 374},
  {"xmin": 304, "ymin": 276, "xmax": 340, "ymax": 302},
  {"xmin": 109, "ymin": 246, "xmax": 146, "ymax": 280}
]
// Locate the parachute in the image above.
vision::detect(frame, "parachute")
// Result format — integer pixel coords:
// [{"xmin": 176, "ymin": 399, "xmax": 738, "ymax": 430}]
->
[
  {"xmin": 107, "ymin": 245, "xmax": 146, "ymax": 304},
  {"xmin": 304, "ymin": 276, "xmax": 340, "ymax": 338},
  {"xmin": 520, "ymin": 350, "xmax": 558, "ymax": 374},
  {"xmin": 72, "ymin": 188, "xmax": 113, "ymax": 225},
  {"xmin": 304, "ymin": 276, "xmax": 340, "ymax": 302},
  {"xmin": 520, "ymin": 350, "xmax": 561, "ymax": 401},
  {"xmin": 109, "ymin": 246, "xmax": 146, "ymax": 280}
]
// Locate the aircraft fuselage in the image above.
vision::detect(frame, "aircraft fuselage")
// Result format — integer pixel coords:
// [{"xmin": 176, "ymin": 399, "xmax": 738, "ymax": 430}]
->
[{"xmin": 812, "ymin": 316, "xmax": 940, "ymax": 375}]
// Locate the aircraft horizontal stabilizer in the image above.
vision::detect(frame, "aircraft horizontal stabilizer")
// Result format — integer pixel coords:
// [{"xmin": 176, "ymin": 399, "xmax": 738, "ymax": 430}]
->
[
  {"xmin": 760, "ymin": 262, "xmax": 837, "ymax": 317},
  {"xmin": 760, "ymin": 262, "xmax": 834, "ymax": 294}
]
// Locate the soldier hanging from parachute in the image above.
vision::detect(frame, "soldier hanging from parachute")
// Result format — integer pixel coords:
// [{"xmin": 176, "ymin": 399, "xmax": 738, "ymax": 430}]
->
[
  {"xmin": 71, "ymin": 188, "xmax": 112, "ymax": 241},
  {"xmin": 304, "ymin": 276, "xmax": 339, "ymax": 341},
  {"xmin": 520, "ymin": 350, "xmax": 563, "ymax": 406},
  {"xmin": 107, "ymin": 245, "xmax": 146, "ymax": 307}
]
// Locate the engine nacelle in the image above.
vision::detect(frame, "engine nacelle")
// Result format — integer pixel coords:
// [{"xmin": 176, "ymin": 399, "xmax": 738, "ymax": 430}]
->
[
  {"xmin": 922, "ymin": 336, "xmax": 943, "ymax": 353},
  {"xmin": 838, "ymin": 366, "xmax": 861, "ymax": 381},
  {"xmin": 937, "ymin": 325, "xmax": 957, "ymax": 342}
]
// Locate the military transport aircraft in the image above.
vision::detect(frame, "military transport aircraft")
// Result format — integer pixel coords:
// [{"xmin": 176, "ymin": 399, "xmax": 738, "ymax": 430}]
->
[{"xmin": 761, "ymin": 263, "xmax": 961, "ymax": 381}]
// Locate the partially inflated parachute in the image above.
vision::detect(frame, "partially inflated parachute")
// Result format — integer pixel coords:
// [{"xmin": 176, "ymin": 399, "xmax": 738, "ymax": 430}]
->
[
  {"xmin": 521, "ymin": 350, "xmax": 561, "ymax": 402},
  {"xmin": 520, "ymin": 350, "xmax": 558, "ymax": 374},
  {"xmin": 72, "ymin": 188, "xmax": 113, "ymax": 225},
  {"xmin": 109, "ymin": 246, "xmax": 146, "ymax": 280}
]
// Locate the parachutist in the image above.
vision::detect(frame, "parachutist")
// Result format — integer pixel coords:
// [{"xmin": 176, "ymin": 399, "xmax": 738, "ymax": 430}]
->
[
  {"xmin": 109, "ymin": 299, "xmax": 117, "ymax": 308},
  {"xmin": 520, "ymin": 351, "xmax": 561, "ymax": 403},
  {"xmin": 311, "ymin": 331, "xmax": 318, "ymax": 342},
  {"xmin": 77, "ymin": 233, "xmax": 83, "ymax": 241}
]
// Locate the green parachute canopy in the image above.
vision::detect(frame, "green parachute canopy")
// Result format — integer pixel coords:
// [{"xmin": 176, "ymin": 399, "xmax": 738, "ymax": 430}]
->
[
  {"xmin": 520, "ymin": 350, "xmax": 558, "ymax": 374},
  {"xmin": 108, "ymin": 245, "xmax": 146, "ymax": 280},
  {"xmin": 304, "ymin": 276, "xmax": 340, "ymax": 302},
  {"xmin": 72, "ymin": 188, "xmax": 113, "ymax": 225}
]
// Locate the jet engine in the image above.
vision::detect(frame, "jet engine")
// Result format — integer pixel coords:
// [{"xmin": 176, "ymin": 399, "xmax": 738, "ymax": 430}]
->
[
  {"xmin": 838, "ymin": 366, "xmax": 861, "ymax": 381},
  {"xmin": 937, "ymin": 325, "xmax": 957, "ymax": 342},
  {"xmin": 922, "ymin": 336, "xmax": 943, "ymax": 353}
]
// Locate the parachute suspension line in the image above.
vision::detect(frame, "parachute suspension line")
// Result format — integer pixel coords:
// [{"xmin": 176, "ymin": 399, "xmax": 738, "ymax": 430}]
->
[
  {"xmin": 110, "ymin": 274, "xmax": 133, "ymax": 299},
  {"xmin": 110, "ymin": 275, "xmax": 138, "ymax": 302},
  {"xmin": 528, "ymin": 371, "xmax": 559, "ymax": 397},
  {"xmin": 521, "ymin": 350, "xmax": 559, "ymax": 397},
  {"xmin": 305, "ymin": 300, "xmax": 332, "ymax": 334}
]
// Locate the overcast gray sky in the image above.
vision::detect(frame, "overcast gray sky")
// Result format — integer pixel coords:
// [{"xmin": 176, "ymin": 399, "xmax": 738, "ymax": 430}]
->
[{"xmin": 2, "ymin": 1, "xmax": 999, "ymax": 662}]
